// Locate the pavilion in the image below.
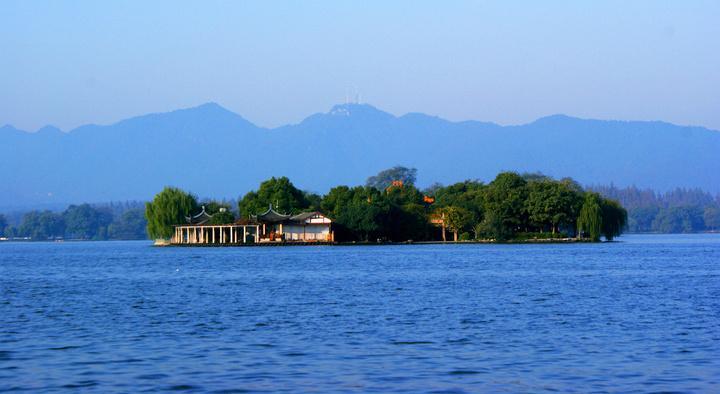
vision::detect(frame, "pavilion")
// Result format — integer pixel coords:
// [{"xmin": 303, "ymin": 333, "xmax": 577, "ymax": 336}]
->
[{"xmin": 171, "ymin": 205, "xmax": 334, "ymax": 245}]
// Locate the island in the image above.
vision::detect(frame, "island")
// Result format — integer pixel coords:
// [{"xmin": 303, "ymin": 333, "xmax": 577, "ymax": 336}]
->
[{"xmin": 145, "ymin": 168, "xmax": 628, "ymax": 246}]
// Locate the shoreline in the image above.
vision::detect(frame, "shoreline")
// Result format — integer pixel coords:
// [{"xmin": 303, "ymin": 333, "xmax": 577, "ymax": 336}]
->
[{"xmin": 161, "ymin": 238, "xmax": 593, "ymax": 247}]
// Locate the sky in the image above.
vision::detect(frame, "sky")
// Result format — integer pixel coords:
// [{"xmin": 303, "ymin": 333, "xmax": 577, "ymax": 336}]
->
[{"xmin": 1, "ymin": 1, "xmax": 719, "ymax": 131}]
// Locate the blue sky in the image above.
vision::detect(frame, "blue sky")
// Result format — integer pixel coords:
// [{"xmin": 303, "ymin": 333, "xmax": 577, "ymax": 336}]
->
[{"xmin": 1, "ymin": 1, "xmax": 719, "ymax": 131}]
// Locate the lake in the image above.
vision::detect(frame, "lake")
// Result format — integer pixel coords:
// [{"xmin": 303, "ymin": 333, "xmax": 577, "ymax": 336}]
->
[{"xmin": 1, "ymin": 235, "xmax": 719, "ymax": 392}]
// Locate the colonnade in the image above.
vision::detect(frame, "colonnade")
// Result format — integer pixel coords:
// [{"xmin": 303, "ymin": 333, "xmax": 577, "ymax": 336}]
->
[{"xmin": 172, "ymin": 225, "xmax": 261, "ymax": 244}]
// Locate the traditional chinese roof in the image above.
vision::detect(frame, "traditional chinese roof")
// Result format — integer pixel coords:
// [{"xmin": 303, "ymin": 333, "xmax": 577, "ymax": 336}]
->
[
  {"xmin": 253, "ymin": 205, "xmax": 291, "ymax": 223},
  {"xmin": 251, "ymin": 207, "xmax": 332, "ymax": 225},
  {"xmin": 289, "ymin": 211, "xmax": 332, "ymax": 225},
  {"xmin": 185, "ymin": 206, "xmax": 213, "ymax": 225}
]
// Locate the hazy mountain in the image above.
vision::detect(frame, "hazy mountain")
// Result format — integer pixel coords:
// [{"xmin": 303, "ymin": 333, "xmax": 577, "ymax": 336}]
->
[{"xmin": 2, "ymin": 102, "xmax": 719, "ymax": 206}]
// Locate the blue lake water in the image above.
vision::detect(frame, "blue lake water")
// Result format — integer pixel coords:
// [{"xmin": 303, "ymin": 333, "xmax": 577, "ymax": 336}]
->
[{"xmin": 1, "ymin": 235, "xmax": 719, "ymax": 393}]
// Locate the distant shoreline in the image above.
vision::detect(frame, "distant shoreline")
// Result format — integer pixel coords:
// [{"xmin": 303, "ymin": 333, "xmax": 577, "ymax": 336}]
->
[
  {"xmin": 161, "ymin": 238, "xmax": 592, "ymax": 247},
  {"xmin": 3, "ymin": 232, "xmax": 718, "ymax": 245}
]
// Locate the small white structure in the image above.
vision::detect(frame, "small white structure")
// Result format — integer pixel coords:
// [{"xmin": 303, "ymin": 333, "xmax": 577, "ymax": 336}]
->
[
  {"xmin": 253, "ymin": 207, "xmax": 334, "ymax": 242},
  {"xmin": 282, "ymin": 212, "xmax": 333, "ymax": 241}
]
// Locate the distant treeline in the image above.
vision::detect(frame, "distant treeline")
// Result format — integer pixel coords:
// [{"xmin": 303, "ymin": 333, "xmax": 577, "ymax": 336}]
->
[
  {"xmin": 590, "ymin": 185, "xmax": 720, "ymax": 233},
  {"xmin": 0, "ymin": 201, "xmax": 147, "ymax": 241},
  {"xmin": 145, "ymin": 167, "xmax": 627, "ymax": 243},
  {"xmin": 8, "ymin": 173, "xmax": 718, "ymax": 242}
]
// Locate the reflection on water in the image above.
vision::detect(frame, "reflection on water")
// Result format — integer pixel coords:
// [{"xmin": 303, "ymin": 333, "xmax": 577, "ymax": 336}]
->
[{"xmin": 1, "ymin": 235, "xmax": 719, "ymax": 392}]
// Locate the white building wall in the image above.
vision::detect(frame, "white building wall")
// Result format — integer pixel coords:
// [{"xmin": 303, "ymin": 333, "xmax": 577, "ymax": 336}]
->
[{"xmin": 283, "ymin": 224, "xmax": 330, "ymax": 241}]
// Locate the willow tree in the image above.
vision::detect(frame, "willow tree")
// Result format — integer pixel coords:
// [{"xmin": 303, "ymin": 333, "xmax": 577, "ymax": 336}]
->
[
  {"xmin": 145, "ymin": 187, "xmax": 198, "ymax": 239},
  {"xmin": 600, "ymin": 198, "xmax": 627, "ymax": 241},
  {"xmin": 577, "ymin": 192, "xmax": 603, "ymax": 242}
]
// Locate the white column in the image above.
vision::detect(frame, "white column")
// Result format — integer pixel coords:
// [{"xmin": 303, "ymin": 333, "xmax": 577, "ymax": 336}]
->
[{"xmin": 243, "ymin": 226, "xmax": 247, "ymax": 243}]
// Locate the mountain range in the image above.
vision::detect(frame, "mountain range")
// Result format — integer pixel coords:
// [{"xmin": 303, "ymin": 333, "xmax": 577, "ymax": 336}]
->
[{"xmin": 2, "ymin": 102, "xmax": 719, "ymax": 207}]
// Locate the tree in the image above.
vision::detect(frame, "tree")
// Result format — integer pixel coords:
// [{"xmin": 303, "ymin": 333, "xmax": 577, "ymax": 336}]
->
[
  {"xmin": 433, "ymin": 181, "xmax": 485, "ymax": 224},
  {"xmin": 63, "ymin": 204, "xmax": 112, "ymax": 240},
  {"xmin": 321, "ymin": 186, "xmax": 355, "ymax": 220},
  {"xmin": 525, "ymin": 179, "xmax": 582, "ymax": 234},
  {"xmin": 437, "ymin": 206, "xmax": 473, "ymax": 241},
  {"xmin": 18, "ymin": 210, "xmax": 65, "ymax": 240},
  {"xmin": 599, "ymin": 198, "xmax": 627, "ymax": 241},
  {"xmin": 201, "ymin": 200, "xmax": 232, "ymax": 215},
  {"xmin": 304, "ymin": 192, "xmax": 323, "ymax": 211},
  {"xmin": 238, "ymin": 177, "xmax": 310, "ymax": 217},
  {"xmin": 577, "ymin": 193, "xmax": 603, "ymax": 241},
  {"xmin": 145, "ymin": 187, "xmax": 198, "ymax": 239},
  {"xmin": 0, "ymin": 214, "xmax": 6, "ymax": 236},
  {"xmin": 483, "ymin": 172, "xmax": 528, "ymax": 240},
  {"xmin": 651, "ymin": 206, "xmax": 704, "ymax": 233},
  {"xmin": 704, "ymin": 206, "xmax": 720, "ymax": 231},
  {"xmin": 108, "ymin": 208, "xmax": 148, "ymax": 240},
  {"xmin": 366, "ymin": 166, "xmax": 418, "ymax": 190},
  {"xmin": 209, "ymin": 210, "xmax": 235, "ymax": 225},
  {"xmin": 322, "ymin": 186, "xmax": 388, "ymax": 241}
]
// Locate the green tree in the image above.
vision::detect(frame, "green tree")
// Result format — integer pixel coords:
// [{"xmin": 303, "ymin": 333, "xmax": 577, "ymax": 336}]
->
[
  {"xmin": 0, "ymin": 214, "xmax": 7, "ymax": 236},
  {"xmin": 628, "ymin": 206, "xmax": 660, "ymax": 233},
  {"xmin": 525, "ymin": 179, "xmax": 583, "ymax": 234},
  {"xmin": 577, "ymin": 193, "xmax": 603, "ymax": 241},
  {"xmin": 63, "ymin": 204, "xmax": 112, "ymax": 240},
  {"xmin": 704, "ymin": 206, "xmax": 720, "ymax": 231},
  {"xmin": 321, "ymin": 185, "xmax": 355, "ymax": 219},
  {"xmin": 201, "ymin": 201, "xmax": 232, "ymax": 215},
  {"xmin": 304, "ymin": 192, "xmax": 323, "ymax": 211},
  {"xmin": 238, "ymin": 177, "xmax": 310, "ymax": 217},
  {"xmin": 209, "ymin": 210, "xmax": 235, "ymax": 225},
  {"xmin": 108, "ymin": 208, "xmax": 148, "ymax": 240},
  {"xmin": 438, "ymin": 206, "xmax": 474, "ymax": 241},
  {"xmin": 483, "ymin": 172, "xmax": 528, "ymax": 240},
  {"xmin": 322, "ymin": 186, "xmax": 389, "ymax": 241},
  {"xmin": 432, "ymin": 180, "xmax": 485, "ymax": 225},
  {"xmin": 366, "ymin": 166, "xmax": 418, "ymax": 190},
  {"xmin": 378, "ymin": 182, "xmax": 430, "ymax": 241},
  {"xmin": 651, "ymin": 206, "xmax": 704, "ymax": 233},
  {"xmin": 145, "ymin": 187, "xmax": 198, "ymax": 239},
  {"xmin": 599, "ymin": 198, "xmax": 627, "ymax": 241},
  {"xmin": 18, "ymin": 210, "xmax": 65, "ymax": 240},
  {"xmin": 198, "ymin": 200, "xmax": 236, "ymax": 224}
]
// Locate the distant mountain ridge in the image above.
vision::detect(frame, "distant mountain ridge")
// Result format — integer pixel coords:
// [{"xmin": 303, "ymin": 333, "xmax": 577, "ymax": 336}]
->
[{"xmin": 2, "ymin": 102, "xmax": 719, "ymax": 206}]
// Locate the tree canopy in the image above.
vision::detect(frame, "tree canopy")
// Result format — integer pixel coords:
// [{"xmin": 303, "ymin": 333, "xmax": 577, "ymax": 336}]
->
[
  {"xmin": 577, "ymin": 193, "xmax": 603, "ymax": 242},
  {"xmin": 63, "ymin": 204, "xmax": 113, "ymax": 240},
  {"xmin": 366, "ymin": 166, "xmax": 418, "ymax": 190},
  {"xmin": 107, "ymin": 208, "xmax": 148, "ymax": 240},
  {"xmin": 481, "ymin": 172, "xmax": 528, "ymax": 240},
  {"xmin": 18, "ymin": 211, "xmax": 65, "ymax": 240},
  {"xmin": 0, "ymin": 214, "xmax": 7, "ymax": 237},
  {"xmin": 5, "ymin": 170, "xmax": 633, "ymax": 243},
  {"xmin": 238, "ymin": 176, "xmax": 312, "ymax": 217},
  {"xmin": 145, "ymin": 187, "xmax": 198, "ymax": 239},
  {"xmin": 589, "ymin": 185, "xmax": 719, "ymax": 233}
]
